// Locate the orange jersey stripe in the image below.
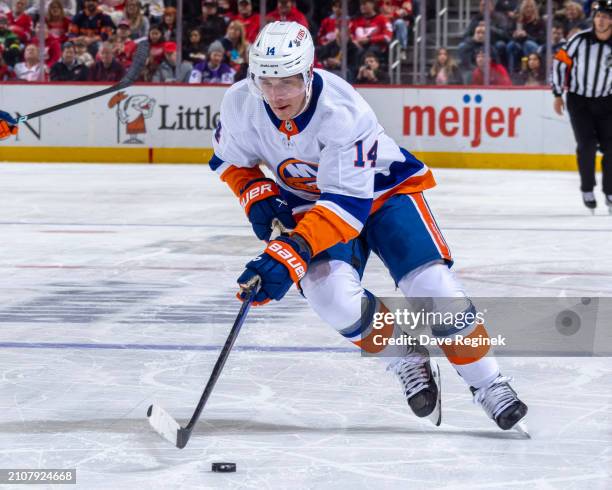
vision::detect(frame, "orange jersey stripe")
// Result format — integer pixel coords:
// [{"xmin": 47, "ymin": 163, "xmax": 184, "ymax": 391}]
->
[
  {"xmin": 410, "ymin": 193, "xmax": 451, "ymax": 261},
  {"xmin": 439, "ymin": 323, "xmax": 491, "ymax": 365},
  {"xmin": 220, "ymin": 165, "xmax": 266, "ymax": 197},
  {"xmin": 294, "ymin": 205, "xmax": 360, "ymax": 257},
  {"xmin": 370, "ymin": 170, "xmax": 437, "ymax": 215}
]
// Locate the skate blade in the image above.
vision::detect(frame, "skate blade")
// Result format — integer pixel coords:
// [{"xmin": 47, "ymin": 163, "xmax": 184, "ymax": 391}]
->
[
  {"xmin": 427, "ymin": 360, "xmax": 442, "ymax": 427},
  {"xmin": 513, "ymin": 419, "xmax": 530, "ymax": 439}
]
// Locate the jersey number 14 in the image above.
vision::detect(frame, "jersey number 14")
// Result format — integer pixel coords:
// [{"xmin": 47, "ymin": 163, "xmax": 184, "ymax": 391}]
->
[{"xmin": 354, "ymin": 140, "xmax": 378, "ymax": 168}]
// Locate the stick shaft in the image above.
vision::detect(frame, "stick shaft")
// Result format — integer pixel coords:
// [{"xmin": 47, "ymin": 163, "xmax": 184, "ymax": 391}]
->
[
  {"xmin": 20, "ymin": 84, "xmax": 124, "ymax": 122},
  {"xmin": 177, "ymin": 290, "xmax": 255, "ymax": 448}
]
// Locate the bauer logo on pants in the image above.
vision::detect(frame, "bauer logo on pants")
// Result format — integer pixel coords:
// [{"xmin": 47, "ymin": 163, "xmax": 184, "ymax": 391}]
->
[{"xmin": 108, "ymin": 92, "xmax": 157, "ymax": 144}]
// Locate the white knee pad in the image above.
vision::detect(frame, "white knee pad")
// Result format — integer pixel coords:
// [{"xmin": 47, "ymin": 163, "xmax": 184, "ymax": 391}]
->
[
  {"xmin": 398, "ymin": 260, "xmax": 466, "ymax": 298},
  {"xmin": 300, "ymin": 260, "xmax": 364, "ymax": 331}
]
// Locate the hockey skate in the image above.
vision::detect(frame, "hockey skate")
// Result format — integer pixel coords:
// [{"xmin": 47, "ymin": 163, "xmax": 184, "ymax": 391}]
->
[
  {"xmin": 582, "ymin": 192, "xmax": 597, "ymax": 214},
  {"xmin": 388, "ymin": 345, "xmax": 441, "ymax": 426},
  {"xmin": 471, "ymin": 375, "xmax": 529, "ymax": 437},
  {"xmin": 606, "ymin": 195, "xmax": 612, "ymax": 215}
]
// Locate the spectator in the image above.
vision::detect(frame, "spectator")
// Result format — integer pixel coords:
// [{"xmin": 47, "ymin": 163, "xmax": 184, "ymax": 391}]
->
[
  {"xmin": 26, "ymin": 0, "xmax": 77, "ymax": 18},
  {"xmin": 235, "ymin": 0, "xmax": 259, "ymax": 44},
  {"xmin": 152, "ymin": 40, "xmax": 192, "ymax": 82},
  {"xmin": 562, "ymin": 1, "xmax": 589, "ymax": 34},
  {"xmin": 140, "ymin": 0, "xmax": 164, "ymax": 22},
  {"xmin": 189, "ymin": 40, "xmax": 235, "ymax": 84},
  {"xmin": 31, "ymin": 25, "xmax": 62, "ymax": 68},
  {"xmin": 458, "ymin": 23, "xmax": 488, "ymax": 81},
  {"xmin": 351, "ymin": 0, "xmax": 393, "ymax": 60},
  {"xmin": 316, "ymin": 26, "xmax": 360, "ymax": 81},
  {"xmin": 0, "ymin": 13, "xmax": 21, "ymax": 66},
  {"xmin": 88, "ymin": 41, "xmax": 125, "ymax": 80},
  {"xmin": 494, "ymin": 0, "xmax": 519, "ymax": 20},
  {"xmin": 147, "ymin": 23, "xmax": 164, "ymax": 65},
  {"xmin": 50, "ymin": 40, "xmax": 89, "ymax": 80},
  {"xmin": 356, "ymin": 51, "xmax": 389, "ymax": 83},
  {"xmin": 46, "ymin": 0, "xmax": 71, "ymax": 43},
  {"xmin": 190, "ymin": 0, "xmax": 227, "ymax": 51},
  {"xmin": 113, "ymin": 20, "xmax": 137, "ymax": 68},
  {"xmin": 121, "ymin": 0, "xmax": 149, "ymax": 40},
  {"xmin": 219, "ymin": 19, "xmax": 249, "ymax": 79},
  {"xmin": 160, "ymin": 6, "xmax": 176, "ymax": 41},
  {"xmin": 69, "ymin": 0, "xmax": 115, "ymax": 53},
  {"xmin": 538, "ymin": 22, "xmax": 565, "ymax": 59},
  {"xmin": 463, "ymin": 0, "xmax": 512, "ymax": 65},
  {"xmin": 98, "ymin": 0, "xmax": 125, "ymax": 25},
  {"xmin": 428, "ymin": 47, "xmax": 462, "ymax": 85},
  {"xmin": 318, "ymin": 0, "xmax": 342, "ymax": 46},
  {"xmin": 183, "ymin": 27, "xmax": 206, "ymax": 63},
  {"xmin": 7, "ymin": 0, "xmax": 33, "ymax": 43},
  {"xmin": 506, "ymin": 0, "xmax": 545, "ymax": 73},
  {"xmin": 0, "ymin": 45, "xmax": 15, "ymax": 79},
  {"xmin": 74, "ymin": 37, "xmax": 94, "ymax": 66},
  {"xmin": 267, "ymin": 0, "xmax": 309, "ymax": 28},
  {"xmin": 378, "ymin": 0, "xmax": 413, "ymax": 51},
  {"xmin": 14, "ymin": 43, "xmax": 47, "ymax": 80},
  {"xmin": 512, "ymin": 51, "xmax": 545, "ymax": 85},
  {"xmin": 217, "ymin": 0, "xmax": 233, "ymax": 24},
  {"xmin": 471, "ymin": 49, "xmax": 512, "ymax": 85}
]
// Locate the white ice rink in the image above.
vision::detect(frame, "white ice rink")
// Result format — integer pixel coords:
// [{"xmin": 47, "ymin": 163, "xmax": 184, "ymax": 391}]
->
[{"xmin": 0, "ymin": 164, "xmax": 610, "ymax": 489}]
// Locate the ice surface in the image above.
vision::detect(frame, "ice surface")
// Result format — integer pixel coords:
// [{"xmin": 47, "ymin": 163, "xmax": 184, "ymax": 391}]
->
[{"xmin": 0, "ymin": 164, "xmax": 610, "ymax": 489}]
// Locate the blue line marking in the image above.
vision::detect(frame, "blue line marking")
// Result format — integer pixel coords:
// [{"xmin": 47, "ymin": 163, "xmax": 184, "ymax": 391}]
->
[{"xmin": 0, "ymin": 341, "xmax": 356, "ymax": 353}]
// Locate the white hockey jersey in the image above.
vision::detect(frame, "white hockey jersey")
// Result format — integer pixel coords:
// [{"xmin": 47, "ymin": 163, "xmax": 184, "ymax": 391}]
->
[{"xmin": 210, "ymin": 69, "xmax": 435, "ymax": 255}]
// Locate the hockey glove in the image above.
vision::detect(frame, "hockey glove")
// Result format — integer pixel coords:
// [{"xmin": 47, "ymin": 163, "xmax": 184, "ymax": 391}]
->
[
  {"xmin": 237, "ymin": 235, "xmax": 311, "ymax": 305},
  {"xmin": 0, "ymin": 111, "xmax": 18, "ymax": 140},
  {"xmin": 239, "ymin": 178, "xmax": 296, "ymax": 241}
]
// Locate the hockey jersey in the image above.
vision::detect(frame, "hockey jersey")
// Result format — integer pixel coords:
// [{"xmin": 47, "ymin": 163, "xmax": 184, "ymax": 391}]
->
[{"xmin": 210, "ymin": 69, "xmax": 435, "ymax": 256}]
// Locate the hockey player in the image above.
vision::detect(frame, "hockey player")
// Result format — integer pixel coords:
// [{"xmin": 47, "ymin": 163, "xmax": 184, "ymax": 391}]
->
[{"xmin": 210, "ymin": 21, "xmax": 528, "ymax": 432}]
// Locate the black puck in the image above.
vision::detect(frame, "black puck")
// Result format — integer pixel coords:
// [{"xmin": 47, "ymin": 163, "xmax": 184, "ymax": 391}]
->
[{"xmin": 212, "ymin": 462, "xmax": 236, "ymax": 473}]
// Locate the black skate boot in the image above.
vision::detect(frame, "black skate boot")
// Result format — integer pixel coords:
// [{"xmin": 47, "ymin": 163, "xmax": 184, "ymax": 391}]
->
[
  {"xmin": 388, "ymin": 345, "xmax": 441, "ymax": 426},
  {"xmin": 605, "ymin": 195, "xmax": 612, "ymax": 215},
  {"xmin": 582, "ymin": 192, "xmax": 597, "ymax": 214},
  {"xmin": 470, "ymin": 375, "xmax": 529, "ymax": 436}
]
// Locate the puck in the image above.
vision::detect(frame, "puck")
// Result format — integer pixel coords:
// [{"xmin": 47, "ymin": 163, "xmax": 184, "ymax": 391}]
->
[{"xmin": 211, "ymin": 462, "xmax": 236, "ymax": 473}]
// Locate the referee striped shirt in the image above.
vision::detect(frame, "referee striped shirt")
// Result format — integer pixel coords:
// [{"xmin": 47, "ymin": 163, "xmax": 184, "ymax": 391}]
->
[{"xmin": 551, "ymin": 28, "xmax": 612, "ymax": 98}]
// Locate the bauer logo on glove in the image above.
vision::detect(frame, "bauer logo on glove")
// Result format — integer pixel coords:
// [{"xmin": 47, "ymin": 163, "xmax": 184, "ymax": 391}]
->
[{"xmin": 237, "ymin": 235, "xmax": 311, "ymax": 305}]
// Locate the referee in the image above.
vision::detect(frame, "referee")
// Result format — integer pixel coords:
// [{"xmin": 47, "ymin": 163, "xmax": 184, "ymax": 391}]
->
[{"xmin": 552, "ymin": 0, "xmax": 612, "ymax": 213}]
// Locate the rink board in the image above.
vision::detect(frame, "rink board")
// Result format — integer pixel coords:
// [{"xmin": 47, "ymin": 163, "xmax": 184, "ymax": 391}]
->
[{"xmin": 0, "ymin": 82, "xmax": 600, "ymax": 170}]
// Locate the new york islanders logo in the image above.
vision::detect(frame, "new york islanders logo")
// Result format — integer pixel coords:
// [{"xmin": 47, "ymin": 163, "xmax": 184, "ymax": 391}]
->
[{"xmin": 277, "ymin": 158, "xmax": 320, "ymax": 196}]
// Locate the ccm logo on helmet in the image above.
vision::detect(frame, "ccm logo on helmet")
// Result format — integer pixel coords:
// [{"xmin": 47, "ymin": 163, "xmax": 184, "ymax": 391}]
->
[{"xmin": 268, "ymin": 241, "xmax": 307, "ymax": 281}]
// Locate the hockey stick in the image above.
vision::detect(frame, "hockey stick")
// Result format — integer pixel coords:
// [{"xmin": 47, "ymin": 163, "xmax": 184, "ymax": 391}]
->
[
  {"xmin": 16, "ymin": 41, "xmax": 150, "ymax": 124},
  {"xmin": 147, "ymin": 283, "xmax": 259, "ymax": 449}
]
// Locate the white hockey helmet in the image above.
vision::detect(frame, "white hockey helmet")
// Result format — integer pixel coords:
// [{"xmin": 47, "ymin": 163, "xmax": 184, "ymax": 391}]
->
[{"xmin": 248, "ymin": 21, "xmax": 315, "ymax": 109}]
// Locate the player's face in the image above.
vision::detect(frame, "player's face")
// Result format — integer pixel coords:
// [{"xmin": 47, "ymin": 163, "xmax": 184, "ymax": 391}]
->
[
  {"xmin": 593, "ymin": 11, "xmax": 611, "ymax": 35},
  {"xmin": 259, "ymin": 75, "xmax": 307, "ymax": 120}
]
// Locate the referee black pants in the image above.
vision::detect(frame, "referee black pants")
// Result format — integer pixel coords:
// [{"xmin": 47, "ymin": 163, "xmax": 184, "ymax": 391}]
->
[{"xmin": 566, "ymin": 93, "xmax": 612, "ymax": 195}]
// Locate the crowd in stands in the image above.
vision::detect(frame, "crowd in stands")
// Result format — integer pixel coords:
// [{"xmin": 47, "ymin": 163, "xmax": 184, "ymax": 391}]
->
[{"xmin": 0, "ymin": 0, "xmax": 601, "ymax": 85}]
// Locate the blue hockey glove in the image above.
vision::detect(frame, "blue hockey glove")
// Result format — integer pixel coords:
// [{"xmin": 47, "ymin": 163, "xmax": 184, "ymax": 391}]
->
[
  {"xmin": 237, "ymin": 235, "xmax": 311, "ymax": 305},
  {"xmin": 239, "ymin": 178, "xmax": 296, "ymax": 241}
]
